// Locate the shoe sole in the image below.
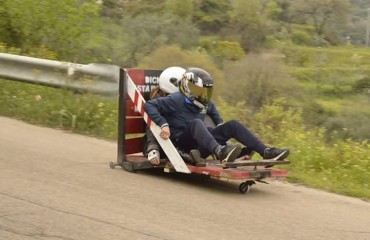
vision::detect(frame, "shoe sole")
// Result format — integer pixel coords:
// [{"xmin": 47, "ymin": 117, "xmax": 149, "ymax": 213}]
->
[
  {"xmin": 221, "ymin": 145, "xmax": 242, "ymax": 164},
  {"xmin": 276, "ymin": 149, "xmax": 290, "ymax": 161},
  {"xmin": 265, "ymin": 149, "xmax": 290, "ymax": 168}
]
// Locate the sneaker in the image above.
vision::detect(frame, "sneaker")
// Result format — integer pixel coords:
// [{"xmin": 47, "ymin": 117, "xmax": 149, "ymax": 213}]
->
[
  {"xmin": 263, "ymin": 147, "xmax": 290, "ymax": 168},
  {"xmin": 216, "ymin": 144, "xmax": 242, "ymax": 163},
  {"xmin": 178, "ymin": 149, "xmax": 206, "ymax": 167},
  {"xmin": 263, "ymin": 147, "xmax": 290, "ymax": 160},
  {"xmin": 190, "ymin": 149, "xmax": 206, "ymax": 167}
]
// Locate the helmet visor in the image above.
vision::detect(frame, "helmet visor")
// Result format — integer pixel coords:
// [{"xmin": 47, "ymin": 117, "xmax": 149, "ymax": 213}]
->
[{"xmin": 188, "ymin": 81, "xmax": 213, "ymax": 105}]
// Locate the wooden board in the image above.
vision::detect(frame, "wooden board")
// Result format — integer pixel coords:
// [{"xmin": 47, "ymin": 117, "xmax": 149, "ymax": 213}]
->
[
  {"xmin": 221, "ymin": 150, "xmax": 289, "ymax": 168},
  {"xmin": 222, "ymin": 159, "xmax": 290, "ymax": 168}
]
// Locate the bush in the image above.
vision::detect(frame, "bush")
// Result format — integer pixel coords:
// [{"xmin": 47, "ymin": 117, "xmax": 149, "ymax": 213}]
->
[
  {"xmin": 216, "ymin": 99, "xmax": 370, "ymax": 199},
  {"xmin": 214, "ymin": 98, "xmax": 252, "ymax": 127},
  {"xmin": 222, "ymin": 52, "xmax": 299, "ymax": 110},
  {"xmin": 1, "ymin": 42, "xmax": 57, "ymax": 60},
  {"xmin": 352, "ymin": 76, "xmax": 370, "ymax": 95},
  {"xmin": 291, "ymin": 29, "xmax": 313, "ymax": 46},
  {"xmin": 200, "ymin": 37, "xmax": 245, "ymax": 62},
  {"xmin": 243, "ymin": 100, "xmax": 370, "ymax": 199},
  {"xmin": 324, "ymin": 110, "xmax": 370, "ymax": 141}
]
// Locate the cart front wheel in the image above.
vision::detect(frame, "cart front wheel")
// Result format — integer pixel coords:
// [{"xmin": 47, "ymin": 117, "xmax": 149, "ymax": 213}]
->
[{"xmin": 109, "ymin": 161, "xmax": 116, "ymax": 169}]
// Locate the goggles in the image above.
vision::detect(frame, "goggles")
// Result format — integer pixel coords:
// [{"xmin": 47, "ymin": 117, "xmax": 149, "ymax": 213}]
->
[{"xmin": 188, "ymin": 81, "xmax": 213, "ymax": 105}]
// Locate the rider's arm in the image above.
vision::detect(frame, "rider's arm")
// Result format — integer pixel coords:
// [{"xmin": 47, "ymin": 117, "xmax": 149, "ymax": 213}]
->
[
  {"xmin": 143, "ymin": 96, "xmax": 176, "ymax": 129},
  {"xmin": 206, "ymin": 101, "xmax": 223, "ymax": 126}
]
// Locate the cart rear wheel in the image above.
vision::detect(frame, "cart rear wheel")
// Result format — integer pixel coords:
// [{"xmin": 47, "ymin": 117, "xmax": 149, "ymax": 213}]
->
[{"xmin": 238, "ymin": 180, "xmax": 255, "ymax": 194}]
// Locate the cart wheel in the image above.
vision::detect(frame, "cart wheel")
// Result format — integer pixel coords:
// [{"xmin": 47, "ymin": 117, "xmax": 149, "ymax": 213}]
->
[
  {"xmin": 239, "ymin": 182, "xmax": 249, "ymax": 194},
  {"xmin": 238, "ymin": 180, "xmax": 255, "ymax": 194},
  {"xmin": 109, "ymin": 161, "xmax": 116, "ymax": 169}
]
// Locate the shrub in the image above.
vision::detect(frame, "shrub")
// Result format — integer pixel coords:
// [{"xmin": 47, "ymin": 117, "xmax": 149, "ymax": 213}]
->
[
  {"xmin": 200, "ymin": 38, "xmax": 245, "ymax": 62},
  {"xmin": 216, "ymin": 98, "xmax": 369, "ymax": 199},
  {"xmin": 214, "ymin": 98, "xmax": 252, "ymax": 127},
  {"xmin": 291, "ymin": 29, "xmax": 313, "ymax": 46},
  {"xmin": 222, "ymin": 52, "xmax": 299, "ymax": 110},
  {"xmin": 243, "ymin": 100, "xmax": 370, "ymax": 199},
  {"xmin": 352, "ymin": 76, "xmax": 370, "ymax": 95},
  {"xmin": 1, "ymin": 42, "xmax": 57, "ymax": 60}
]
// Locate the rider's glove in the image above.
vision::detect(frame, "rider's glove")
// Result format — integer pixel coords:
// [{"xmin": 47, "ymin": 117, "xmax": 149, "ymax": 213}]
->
[{"xmin": 147, "ymin": 149, "xmax": 160, "ymax": 162}]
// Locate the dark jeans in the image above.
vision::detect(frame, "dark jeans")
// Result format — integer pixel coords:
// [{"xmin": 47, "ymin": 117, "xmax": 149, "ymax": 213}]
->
[{"xmin": 173, "ymin": 119, "xmax": 266, "ymax": 158}]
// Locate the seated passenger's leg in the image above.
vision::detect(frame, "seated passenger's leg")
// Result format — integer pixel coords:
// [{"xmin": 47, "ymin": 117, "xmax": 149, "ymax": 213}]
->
[
  {"xmin": 176, "ymin": 119, "xmax": 219, "ymax": 153},
  {"xmin": 176, "ymin": 119, "xmax": 240, "ymax": 163},
  {"xmin": 210, "ymin": 120, "xmax": 267, "ymax": 156},
  {"xmin": 211, "ymin": 120, "xmax": 290, "ymax": 160}
]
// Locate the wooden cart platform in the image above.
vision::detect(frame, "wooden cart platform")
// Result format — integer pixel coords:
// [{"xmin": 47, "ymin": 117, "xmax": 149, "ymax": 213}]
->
[{"xmin": 110, "ymin": 68, "xmax": 290, "ymax": 194}]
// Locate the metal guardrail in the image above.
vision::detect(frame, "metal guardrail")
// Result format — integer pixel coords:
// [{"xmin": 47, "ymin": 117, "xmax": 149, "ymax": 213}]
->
[{"xmin": 0, "ymin": 53, "xmax": 120, "ymax": 96}]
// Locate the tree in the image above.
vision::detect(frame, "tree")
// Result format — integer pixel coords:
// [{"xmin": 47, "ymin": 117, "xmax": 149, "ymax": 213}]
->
[
  {"xmin": 267, "ymin": 0, "xmax": 294, "ymax": 23},
  {"xmin": 119, "ymin": 0, "xmax": 166, "ymax": 17},
  {"xmin": 226, "ymin": 0, "xmax": 266, "ymax": 51},
  {"xmin": 99, "ymin": 0, "xmax": 126, "ymax": 21},
  {"xmin": 289, "ymin": 0, "xmax": 350, "ymax": 43},
  {"xmin": 264, "ymin": 0, "xmax": 284, "ymax": 21},
  {"xmin": 193, "ymin": 0, "xmax": 231, "ymax": 34},
  {"xmin": 164, "ymin": 0, "xmax": 193, "ymax": 19},
  {"xmin": 0, "ymin": 0, "xmax": 102, "ymax": 61},
  {"xmin": 346, "ymin": 0, "xmax": 370, "ymax": 45},
  {"xmin": 106, "ymin": 13, "xmax": 200, "ymax": 67}
]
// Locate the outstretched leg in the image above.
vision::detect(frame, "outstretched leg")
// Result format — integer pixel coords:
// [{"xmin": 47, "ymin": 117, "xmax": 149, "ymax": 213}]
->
[
  {"xmin": 210, "ymin": 120, "xmax": 290, "ymax": 160},
  {"xmin": 175, "ymin": 119, "xmax": 241, "ymax": 162},
  {"xmin": 209, "ymin": 120, "xmax": 267, "ymax": 156}
]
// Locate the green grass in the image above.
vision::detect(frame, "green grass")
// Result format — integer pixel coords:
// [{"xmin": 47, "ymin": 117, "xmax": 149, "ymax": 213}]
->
[
  {"xmin": 280, "ymin": 45, "xmax": 370, "ymax": 68},
  {"xmin": 0, "ymin": 79, "xmax": 118, "ymax": 139},
  {"xmin": 280, "ymin": 45, "xmax": 370, "ymax": 142},
  {"xmin": 273, "ymin": 46, "xmax": 370, "ymax": 199}
]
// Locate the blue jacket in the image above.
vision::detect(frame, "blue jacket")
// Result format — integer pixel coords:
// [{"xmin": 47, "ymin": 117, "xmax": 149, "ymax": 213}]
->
[{"xmin": 143, "ymin": 92, "xmax": 223, "ymax": 140}]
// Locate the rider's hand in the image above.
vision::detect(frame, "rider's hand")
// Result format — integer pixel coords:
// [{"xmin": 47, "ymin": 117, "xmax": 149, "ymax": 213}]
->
[{"xmin": 160, "ymin": 126, "xmax": 170, "ymax": 140}]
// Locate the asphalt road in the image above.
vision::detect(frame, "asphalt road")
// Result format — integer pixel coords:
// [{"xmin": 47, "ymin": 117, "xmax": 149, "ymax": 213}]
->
[{"xmin": 1, "ymin": 116, "xmax": 369, "ymax": 240}]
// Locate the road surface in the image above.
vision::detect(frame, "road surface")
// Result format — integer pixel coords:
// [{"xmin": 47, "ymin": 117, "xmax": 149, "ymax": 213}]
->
[{"xmin": 0, "ymin": 116, "xmax": 369, "ymax": 240}]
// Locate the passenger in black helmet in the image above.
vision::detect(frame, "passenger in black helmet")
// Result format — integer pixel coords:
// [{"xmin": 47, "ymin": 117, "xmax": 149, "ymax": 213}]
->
[{"xmin": 144, "ymin": 67, "xmax": 290, "ymax": 165}]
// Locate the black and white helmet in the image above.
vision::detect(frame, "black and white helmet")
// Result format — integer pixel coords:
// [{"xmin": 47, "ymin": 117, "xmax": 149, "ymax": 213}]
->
[
  {"xmin": 158, "ymin": 66, "xmax": 186, "ymax": 94},
  {"xmin": 180, "ymin": 67, "xmax": 213, "ymax": 108}
]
